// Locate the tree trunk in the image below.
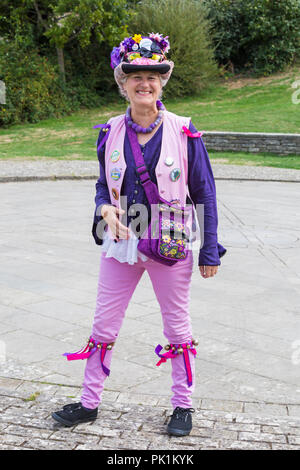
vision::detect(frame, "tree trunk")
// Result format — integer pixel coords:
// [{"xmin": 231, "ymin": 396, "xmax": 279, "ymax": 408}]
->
[{"xmin": 56, "ymin": 47, "xmax": 66, "ymax": 84}]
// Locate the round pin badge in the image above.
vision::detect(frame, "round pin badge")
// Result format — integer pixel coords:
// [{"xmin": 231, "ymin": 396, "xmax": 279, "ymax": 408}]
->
[
  {"xmin": 110, "ymin": 150, "xmax": 120, "ymax": 163},
  {"xmin": 164, "ymin": 157, "xmax": 174, "ymax": 167},
  {"xmin": 170, "ymin": 168, "xmax": 181, "ymax": 182},
  {"xmin": 111, "ymin": 168, "xmax": 121, "ymax": 181},
  {"xmin": 112, "ymin": 188, "xmax": 119, "ymax": 200}
]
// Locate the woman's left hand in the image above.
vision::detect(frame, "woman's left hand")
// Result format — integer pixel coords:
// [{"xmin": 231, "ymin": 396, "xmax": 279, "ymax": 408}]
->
[{"xmin": 199, "ymin": 265, "xmax": 218, "ymax": 278}]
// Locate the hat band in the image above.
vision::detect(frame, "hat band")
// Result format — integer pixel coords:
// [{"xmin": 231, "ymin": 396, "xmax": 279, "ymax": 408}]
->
[
  {"xmin": 126, "ymin": 57, "xmax": 163, "ymax": 67},
  {"xmin": 125, "ymin": 51, "xmax": 164, "ymax": 63}
]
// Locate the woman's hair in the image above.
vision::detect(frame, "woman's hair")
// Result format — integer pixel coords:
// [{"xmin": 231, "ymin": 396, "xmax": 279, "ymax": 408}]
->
[{"xmin": 116, "ymin": 72, "xmax": 164, "ymax": 101}]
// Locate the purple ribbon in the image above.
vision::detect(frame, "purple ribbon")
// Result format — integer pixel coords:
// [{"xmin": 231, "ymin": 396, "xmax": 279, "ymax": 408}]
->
[
  {"xmin": 93, "ymin": 123, "xmax": 111, "ymax": 155},
  {"xmin": 63, "ymin": 337, "xmax": 112, "ymax": 376}
]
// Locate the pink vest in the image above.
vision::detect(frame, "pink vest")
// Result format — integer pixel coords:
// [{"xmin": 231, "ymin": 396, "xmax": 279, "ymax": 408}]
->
[{"xmin": 104, "ymin": 110, "xmax": 191, "ymax": 209}]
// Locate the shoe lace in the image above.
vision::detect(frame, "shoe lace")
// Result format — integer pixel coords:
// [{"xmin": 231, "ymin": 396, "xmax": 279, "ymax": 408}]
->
[
  {"xmin": 67, "ymin": 403, "xmax": 82, "ymax": 414},
  {"xmin": 170, "ymin": 407, "xmax": 195, "ymax": 421},
  {"xmin": 63, "ymin": 402, "xmax": 81, "ymax": 411}
]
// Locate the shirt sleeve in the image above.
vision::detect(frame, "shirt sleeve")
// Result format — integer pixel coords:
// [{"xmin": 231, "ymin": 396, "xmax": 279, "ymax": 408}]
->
[
  {"xmin": 95, "ymin": 127, "xmax": 112, "ymax": 212},
  {"xmin": 187, "ymin": 121, "xmax": 227, "ymax": 266},
  {"xmin": 92, "ymin": 126, "xmax": 112, "ymax": 245}
]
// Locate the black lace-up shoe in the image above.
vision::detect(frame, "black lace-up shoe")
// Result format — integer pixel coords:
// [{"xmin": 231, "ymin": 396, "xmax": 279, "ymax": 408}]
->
[
  {"xmin": 167, "ymin": 407, "xmax": 195, "ymax": 436},
  {"xmin": 51, "ymin": 402, "xmax": 98, "ymax": 427}
]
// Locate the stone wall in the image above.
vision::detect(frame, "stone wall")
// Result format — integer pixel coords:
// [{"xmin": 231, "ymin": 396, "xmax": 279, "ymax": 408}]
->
[{"xmin": 202, "ymin": 132, "xmax": 300, "ymax": 155}]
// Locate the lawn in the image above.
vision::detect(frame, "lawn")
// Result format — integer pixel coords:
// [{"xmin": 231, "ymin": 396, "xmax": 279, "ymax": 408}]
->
[{"xmin": 0, "ymin": 65, "xmax": 299, "ymax": 169}]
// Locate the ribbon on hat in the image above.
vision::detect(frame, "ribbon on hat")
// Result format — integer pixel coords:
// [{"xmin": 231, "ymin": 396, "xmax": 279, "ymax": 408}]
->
[
  {"xmin": 155, "ymin": 341, "xmax": 197, "ymax": 387},
  {"xmin": 182, "ymin": 126, "xmax": 203, "ymax": 138},
  {"xmin": 63, "ymin": 337, "xmax": 112, "ymax": 376}
]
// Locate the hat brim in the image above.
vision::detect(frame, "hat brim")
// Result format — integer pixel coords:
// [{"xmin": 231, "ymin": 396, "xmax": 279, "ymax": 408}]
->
[{"xmin": 121, "ymin": 63, "xmax": 171, "ymax": 74}]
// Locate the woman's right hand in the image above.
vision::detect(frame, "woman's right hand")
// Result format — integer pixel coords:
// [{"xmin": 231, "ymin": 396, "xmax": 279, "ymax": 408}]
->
[{"xmin": 101, "ymin": 205, "xmax": 129, "ymax": 241}]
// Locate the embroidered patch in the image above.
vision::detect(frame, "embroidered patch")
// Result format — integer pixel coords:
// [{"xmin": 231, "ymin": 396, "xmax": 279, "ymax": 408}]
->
[
  {"xmin": 169, "ymin": 168, "xmax": 181, "ymax": 182},
  {"xmin": 110, "ymin": 150, "xmax": 120, "ymax": 163},
  {"xmin": 110, "ymin": 168, "xmax": 122, "ymax": 181}
]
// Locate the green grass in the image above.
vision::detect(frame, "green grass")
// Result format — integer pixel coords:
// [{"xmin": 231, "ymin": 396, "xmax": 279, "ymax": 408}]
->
[
  {"xmin": 0, "ymin": 66, "xmax": 300, "ymax": 169},
  {"xmin": 22, "ymin": 392, "xmax": 41, "ymax": 402}
]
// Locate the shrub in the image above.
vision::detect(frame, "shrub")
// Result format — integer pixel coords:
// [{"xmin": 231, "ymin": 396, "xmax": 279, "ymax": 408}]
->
[
  {"xmin": 0, "ymin": 40, "xmax": 101, "ymax": 127},
  {"xmin": 205, "ymin": 0, "xmax": 300, "ymax": 75},
  {"xmin": 127, "ymin": 0, "xmax": 219, "ymax": 99}
]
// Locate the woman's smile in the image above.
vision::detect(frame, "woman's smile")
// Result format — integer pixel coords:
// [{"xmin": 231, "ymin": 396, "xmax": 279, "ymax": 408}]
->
[
  {"xmin": 136, "ymin": 90, "xmax": 152, "ymax": 94},
  {"xmin": 124, "ymin": 71, "xmax": 162, "ymax": 107}
]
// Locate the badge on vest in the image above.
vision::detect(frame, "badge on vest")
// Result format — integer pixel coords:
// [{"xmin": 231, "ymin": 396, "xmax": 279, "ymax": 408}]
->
[
  {"xmin": 110, "ymin": 168, "xmax": 122, "ymax": 181},
  {"xmin": 110, "ymin": 150, "xmax": 120, "ymax": 163},
  {"xmin": 169, "ymin": 168, "xmax": 181, "ymax": 182},
  {"xmin": 164, "ymin": 157, "xmax": 174, "ymax": 167},
  {"xmin": 112, "ymin": 188, "xmax": 119, "ymax": 200}
]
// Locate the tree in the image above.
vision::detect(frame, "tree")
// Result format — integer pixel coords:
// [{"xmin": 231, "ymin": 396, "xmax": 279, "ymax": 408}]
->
[{"xmin": 0, "ymin": 0, "xmax": 130, "ymax": 83}]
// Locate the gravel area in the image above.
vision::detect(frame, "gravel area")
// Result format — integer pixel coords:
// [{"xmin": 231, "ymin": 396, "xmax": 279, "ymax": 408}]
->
[{"xmin": 0, "ymin": 160, "xmax": 299, "ymax": 182}]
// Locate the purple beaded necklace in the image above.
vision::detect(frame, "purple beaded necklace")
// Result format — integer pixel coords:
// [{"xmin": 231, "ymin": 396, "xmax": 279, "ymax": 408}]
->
[{"xmin": 125, "ymin": 100, "xmax": 165, "ymax": 134}]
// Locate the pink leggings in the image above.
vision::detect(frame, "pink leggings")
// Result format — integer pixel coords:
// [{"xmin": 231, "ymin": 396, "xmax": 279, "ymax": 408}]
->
[{"xmin": 81, "ymin": 250, "xmax": 195, "ymax": 410}]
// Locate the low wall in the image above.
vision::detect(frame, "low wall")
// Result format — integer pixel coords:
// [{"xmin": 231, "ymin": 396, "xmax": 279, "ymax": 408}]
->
[{"xmin": 202, "ymin": 132, "xmax": 300, "ymax": 155}]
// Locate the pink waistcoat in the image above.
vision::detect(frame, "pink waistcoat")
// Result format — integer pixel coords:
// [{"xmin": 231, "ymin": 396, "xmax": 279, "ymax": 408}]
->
[{"xmin": 104, "ymin": 110, "xmax": 191, "ymax": 210}]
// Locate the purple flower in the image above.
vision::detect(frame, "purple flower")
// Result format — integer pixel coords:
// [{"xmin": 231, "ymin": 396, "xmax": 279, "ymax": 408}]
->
[
  {"xmin": 121, "ymin": 37, "xmax": 133, "ymax": 51},
  {"xmin": 160, "ymin": 38, "xmax": 170, "ymax": 53},
  {"xmin": 110, "ymin": 46, "xmax": 121, "ymax": 69}
]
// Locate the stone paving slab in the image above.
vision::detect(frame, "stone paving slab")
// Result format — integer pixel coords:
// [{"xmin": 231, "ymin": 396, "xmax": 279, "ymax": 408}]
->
[
  {"xmin": 0, "ymin": 381, "xmax": 300, "ymax": 450},
  {"xmin": 0, "ymin": 174, "xmax": 300, "ymax": 450},
  {"xmin": 0, "ymin": 179, "xmax": 300, "ymax": 405}
]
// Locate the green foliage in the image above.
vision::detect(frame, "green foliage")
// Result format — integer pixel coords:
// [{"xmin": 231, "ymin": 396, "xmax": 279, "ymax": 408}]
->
[
  {"xmin": 43, "ymin": 0, "xmax": 129, "ymax": 49},
  {"xmin": 0, "ymin": 0, "xmax": 132, "ymax": 126},
  {"xmin": 205, "ymin": 0, "xmax": 300, "ymax": 75},
  {"xmin": 0, "ymin": 40, "xmax": 101, "ymax": 126},
  {"xmin": 127, "ymin": 0, "xmax": 219, "ymax": 98}
]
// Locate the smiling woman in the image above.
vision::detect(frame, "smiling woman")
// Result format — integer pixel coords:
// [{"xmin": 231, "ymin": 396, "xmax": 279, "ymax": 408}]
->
[
  {"xmin": 117, "ymin": 71, "xmax": 164, "ymax": 102},
  {"xmin": 52, "ymin": 32, "xmax": 226, "ymax": 437}
]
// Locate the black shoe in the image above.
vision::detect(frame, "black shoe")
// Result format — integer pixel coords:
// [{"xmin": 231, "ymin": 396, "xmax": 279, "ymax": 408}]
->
[
  {"xmin": 167, "ymin": 407, "xmax": 195, "ymax": 436},
  {"xmin": 51, "ymin": 402, "xmax": 98, "ymax": 427}
]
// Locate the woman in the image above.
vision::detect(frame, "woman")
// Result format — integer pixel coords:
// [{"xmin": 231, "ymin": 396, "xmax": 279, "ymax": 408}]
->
[{"xmin": 52, "ymin": 33, "xmax": 226, "ymax": 437}]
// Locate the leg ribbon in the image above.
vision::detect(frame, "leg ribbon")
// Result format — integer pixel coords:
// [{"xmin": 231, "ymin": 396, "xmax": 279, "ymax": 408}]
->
[
  {"xmin": 155, "ymin": 340, "xmax": 197, "ymax": 387},
  {"xmin": 63, "ymin": 336, "xmax": 114, "ymax": 376}
]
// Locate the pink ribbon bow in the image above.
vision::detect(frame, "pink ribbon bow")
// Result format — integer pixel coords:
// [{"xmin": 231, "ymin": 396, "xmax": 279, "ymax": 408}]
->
[
  {"xmin": 155, "ymin": 342, "xmax": 197, "ymax": 387},
  {"xmin": 182, "ymin": 126, "xmax": 203, "ymax": 138},
  {"xmin": 63, "ymin": 337, "xmax": 111, "ymax": 376}
]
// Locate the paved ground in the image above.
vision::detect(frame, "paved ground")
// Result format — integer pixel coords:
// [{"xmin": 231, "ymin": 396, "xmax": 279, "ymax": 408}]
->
[
  {"xmin": 1, "ymin": 379, "xmax": 300, "ymax": 450},
  {"xmin": 0, "ymin": 160, "xmax": 300, "ymax": 450}
]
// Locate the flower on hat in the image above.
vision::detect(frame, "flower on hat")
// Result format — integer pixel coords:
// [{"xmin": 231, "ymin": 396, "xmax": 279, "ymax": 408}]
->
[
  {"xmin": 149, "ymin": 32, "xmax": 170, "ymax": 53},
  {"xmin": 110, "ymin": 46, "xmax": 121, "ymax": 69},
  {"xmin": 110, "ymin": 32, "xmax": 171, "ymax": 70},
  {"xmin": 132, "ymin": 34, "xmax": 142, "ymax": 44}
]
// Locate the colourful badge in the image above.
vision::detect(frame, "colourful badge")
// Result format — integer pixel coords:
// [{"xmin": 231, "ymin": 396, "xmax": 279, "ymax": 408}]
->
[
  {"xmin": 112, "ymin": 188, "xmax": 119, "ymax": 200},
  {"xmin": 111, "ymin": 168, "xmax": 121, "ymax": 181},
  {"xmin": 164, "ymin": 157, "xmax": 174, "ymax": 167},
  {"xmin": 110, "ymin": 150, "xmax": 120, "ymax": 163},
  {"xmin": 170, "ymin": 168, "xmax": 181, "ymax": 182}
]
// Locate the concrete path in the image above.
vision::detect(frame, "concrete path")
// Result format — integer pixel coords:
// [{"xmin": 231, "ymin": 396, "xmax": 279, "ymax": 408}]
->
[{"xmin": 0, "ymin": 161, "xmax": 300, "ymax": 450}]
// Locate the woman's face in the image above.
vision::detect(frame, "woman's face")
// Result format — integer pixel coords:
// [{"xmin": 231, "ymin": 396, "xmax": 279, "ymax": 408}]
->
[{"xmin": 124, "ymin": 71, "xmax": 162, "ymax": 108}]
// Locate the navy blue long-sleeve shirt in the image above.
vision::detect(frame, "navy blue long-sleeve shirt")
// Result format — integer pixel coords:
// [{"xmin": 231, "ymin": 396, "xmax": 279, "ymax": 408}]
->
[{"xmin": 92, "ymin": 120, "xmax": 227, "ymax": 266}]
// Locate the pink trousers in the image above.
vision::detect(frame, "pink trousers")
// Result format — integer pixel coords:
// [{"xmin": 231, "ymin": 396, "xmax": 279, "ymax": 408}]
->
[{"xmin": 80, "ymin": 250, "xmax": 195, "ymax": 410}]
